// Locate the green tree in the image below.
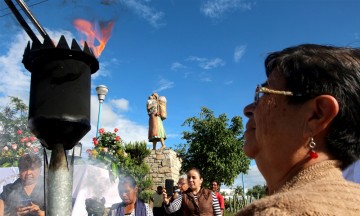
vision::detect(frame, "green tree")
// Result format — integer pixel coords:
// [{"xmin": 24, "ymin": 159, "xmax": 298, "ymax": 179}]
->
[
  {"xmin": 0, "ymin": 96, "xmax": 29, "ymax": 147},
  {"xmin": 246, "ymin": 184, "xmax": 267, "ymax": 199},
  {"xmin": 177, "ymin": 107, "xmax": 250, "ymax": 187},
  {"xmin": 234, "ymin": 185, "xmax": 244, "ymax": 196}
]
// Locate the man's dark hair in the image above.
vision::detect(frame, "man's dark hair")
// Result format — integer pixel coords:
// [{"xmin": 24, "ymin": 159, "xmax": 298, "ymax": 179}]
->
[
  {"xmin": 265, "ymin": 44, "xmax": 360, "ymax": 168},
  {"xmin": 18, "ymin": 154, "xmax": 42, "ymax": 171}
]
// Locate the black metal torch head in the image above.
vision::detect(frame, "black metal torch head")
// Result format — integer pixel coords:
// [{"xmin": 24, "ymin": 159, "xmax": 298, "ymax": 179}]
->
[{"xmin": 22, "ymin": 35, "xmax": 99, "ymax": 150}]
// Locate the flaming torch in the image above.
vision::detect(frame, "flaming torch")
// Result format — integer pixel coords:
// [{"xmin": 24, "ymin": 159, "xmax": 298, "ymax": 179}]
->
[{"xmin": 4, "ymin": 0, "xmax": 99, "ymax": 215}]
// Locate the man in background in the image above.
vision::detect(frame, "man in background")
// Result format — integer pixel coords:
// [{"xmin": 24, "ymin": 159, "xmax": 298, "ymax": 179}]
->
[{"xmin": 151, "ymin": 185, "xmax": 164, "ymax": 216}]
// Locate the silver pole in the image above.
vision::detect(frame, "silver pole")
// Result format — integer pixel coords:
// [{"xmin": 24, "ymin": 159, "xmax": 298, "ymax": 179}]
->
[
  {"xmin": 14, "ymin": 0, "xmax": 50, "ymax": 40},
  {"xmin": 47, "ymin": 144, "xmax": 73, "ymax": 216}
]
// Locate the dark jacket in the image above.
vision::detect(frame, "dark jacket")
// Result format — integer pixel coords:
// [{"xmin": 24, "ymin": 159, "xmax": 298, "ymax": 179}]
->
[{"xmin": 0, "ymin": 178, "xmax": 45, "ymax": 216}]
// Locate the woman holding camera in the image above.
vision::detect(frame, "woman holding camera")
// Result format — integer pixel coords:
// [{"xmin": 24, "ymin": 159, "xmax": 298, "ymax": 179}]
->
[{"xmin": 163, "ymin": 168, "xmax": 221, "ymax": 216}]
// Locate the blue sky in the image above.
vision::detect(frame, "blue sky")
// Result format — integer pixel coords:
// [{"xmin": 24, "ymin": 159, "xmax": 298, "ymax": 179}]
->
[{"xmin": 0, "ymin": 0, "xmax": 359, "ymax": 189}]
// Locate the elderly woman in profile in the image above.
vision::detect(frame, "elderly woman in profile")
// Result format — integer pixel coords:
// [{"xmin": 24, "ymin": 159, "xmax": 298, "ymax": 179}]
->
[{"xmin": 237, "ymin": 44, "xmax": 360, "ymax": 215}]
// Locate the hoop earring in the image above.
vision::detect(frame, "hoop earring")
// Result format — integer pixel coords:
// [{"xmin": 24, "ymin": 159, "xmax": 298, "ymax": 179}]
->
[{"xmin": 309, "ymin": 137, "xmax": 318, "ymax": 159}]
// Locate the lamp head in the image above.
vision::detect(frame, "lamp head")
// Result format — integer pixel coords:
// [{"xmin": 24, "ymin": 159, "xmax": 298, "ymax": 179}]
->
[{"xmin": 96, "ymin": 85, "xmax": 108, "ymax": 102}]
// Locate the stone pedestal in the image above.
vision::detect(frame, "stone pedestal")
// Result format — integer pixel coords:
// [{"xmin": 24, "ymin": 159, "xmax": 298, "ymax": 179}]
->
[{"xmin": 145, "ymin": 148, "xmax": 182, "ymax": 190}]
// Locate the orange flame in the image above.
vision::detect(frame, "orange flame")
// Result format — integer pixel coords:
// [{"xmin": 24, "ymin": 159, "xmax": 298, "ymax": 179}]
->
[{"xmin": 73, "ymin": 19, "xmax": 115, "ymax": 58}]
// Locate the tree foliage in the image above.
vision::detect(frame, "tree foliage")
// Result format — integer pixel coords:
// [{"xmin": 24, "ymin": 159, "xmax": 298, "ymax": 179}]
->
[
  {"xmin": 0, "ymin": 97, "xmax": 29, "ymax": 147},
  {"xmin": 177, "ymin": 107, "xmax": 250, "ymax": 187},
  {"xmin": 246, "ymin": 184, "xmax": 267, "ymax": 199},
  {"xmin": 233, "ymin": 185, "xmax": 244, "ymax": 196}
]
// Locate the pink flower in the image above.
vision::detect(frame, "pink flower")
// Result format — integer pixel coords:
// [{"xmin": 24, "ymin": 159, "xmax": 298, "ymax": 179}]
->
[
  {"xmin": 3, "ymin": 146, "xmax": 8, "ymax": 151},
  {"xmin": 20, "ymin": 138, "xmax": 26, "ymax": 143},
  {"xmin": 17, "ymin": 130, "xmax": 22, "ymax": 135},
  {"xmin": 11, "ymin": 144, "xmax": 17, "ymax": 150},
  {"xmin": 26, "ymin": 142, "xmax": 32, "ymax": 147},
  {"xmin": 103, "ymin": 147, "xmax": 108, "ymax": 153},
  {"xmin": 30, "ymin": 137, "xmax": 36, "ymax": 142},
  {"xmin": 115, "ymin": 136, "xmax": 121, "ymax": 141},
  {"xmin": 114, "ymin": 128, "xmax": 118, "ymax": 133},
  {"xmin": 24, "ymin": 137, "xmax": 29, "ymax": 142},
  {"xmin": 86, "ymin": 149, "xmax": 91, "ymax": 153},
  {"xmin": 33, "ymin": 147, "xmax": 39, "ymax": 153},
  {"xmin": 99, "ymin": 128, "xmax": 105, "ymax": 134}
]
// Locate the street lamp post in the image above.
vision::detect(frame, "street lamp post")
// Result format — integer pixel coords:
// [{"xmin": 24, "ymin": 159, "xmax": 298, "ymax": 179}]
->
[{"xmin": 96, "ymin": 85, "xmax": 108, "ymax": 138}]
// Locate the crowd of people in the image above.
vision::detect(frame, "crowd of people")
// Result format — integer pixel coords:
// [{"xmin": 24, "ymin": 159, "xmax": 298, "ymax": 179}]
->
[{"xmin": 2, "ymin": 43, "xmax": 360, "ymax": 215}]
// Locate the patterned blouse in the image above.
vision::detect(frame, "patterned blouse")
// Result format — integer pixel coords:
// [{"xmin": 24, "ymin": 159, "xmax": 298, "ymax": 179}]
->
[{"xmin": 108, "ymin": 203, "xmax": 153, "ymax": 216}]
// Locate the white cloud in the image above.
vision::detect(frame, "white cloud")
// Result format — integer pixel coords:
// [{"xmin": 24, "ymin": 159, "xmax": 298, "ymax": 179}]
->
[
  {"xmin": 224, "ymin": 80, "xmax": 233, "ymax": 85},
  {"xmin": 201, "ymin": 0, "xmax": 253, "ymax": 18},
  {"xmin": 200, "ymin": 58, "xmax": 225, "ymax": 69},
  {"xmin": 123, "ymin": 0, "xmax": 165, "ymax": 27},
  {"xmin": 187, "ymin": 56, "xmax": 225, "ymax": 70},
  {"xmin": 171, "ymin": 62, "xmax": 186, "ymax": 71},
  {"xmin": 187, "ymin": 56, "xmax": 207, "ymax": 62},
  {"xmin": 110, "ymin": 98, "xmax": 129, "ymax": 111},
  {"xmin": 233, "ymin": 164, "xmax": 266, "ymax": 190},
  {"xmin": 199, "ymin": 72, "xmax": 212, "ymax": 82},
  {"xmin": 153, "ymin": 78, "xmax": 174, "ymax": 93},
  {"xmin": 201, "ymin": 77, "xmax": 212, "ymax": 82},
  {"xmin": 234, "ymin": 45, "xmax": 246, "ymax": 62}
]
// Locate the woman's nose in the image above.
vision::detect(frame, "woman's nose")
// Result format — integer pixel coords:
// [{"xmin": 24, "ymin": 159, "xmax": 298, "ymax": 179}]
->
[{"xmin": 243, "ymin": 103, "xmax": 255, "ymax": 118}]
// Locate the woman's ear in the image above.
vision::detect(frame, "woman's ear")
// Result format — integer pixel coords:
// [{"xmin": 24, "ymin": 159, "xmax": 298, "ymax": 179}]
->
[{"xmin": 305, "ymin": 95, "xmax": 339, "ymax": 136}]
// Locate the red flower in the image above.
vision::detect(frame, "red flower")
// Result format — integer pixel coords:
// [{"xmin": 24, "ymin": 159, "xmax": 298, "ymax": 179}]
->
[
  {"xmin": 93, "ymin": 137, "xmax": 97, "ymax": 142},
  {"xmin": 99, "ymin": 128, "xmax": 105, "ymax": 134},
  {"xmin": 114, "ymin": 128, "xmax": 118, "ymax": 133},
  {"xmin": 30, "ymin": 137, "xmax": 36, "ymax": 142},
  {"xmin": 17, "ymin": 130, "xmax": 22, "ymax": 135},
  {"xmin": 94, "ymin": 140, "xmax": 99, "ymax": 146},
  {"xmin": 115, "ymin": 136, "xmax": 121, "ymax": 141}
]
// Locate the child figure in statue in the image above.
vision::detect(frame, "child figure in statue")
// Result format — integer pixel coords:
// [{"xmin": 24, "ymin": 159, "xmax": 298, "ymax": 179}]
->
[{"xmin": 147, "ymin": 93, "xmax": 166, "ymax": 150}]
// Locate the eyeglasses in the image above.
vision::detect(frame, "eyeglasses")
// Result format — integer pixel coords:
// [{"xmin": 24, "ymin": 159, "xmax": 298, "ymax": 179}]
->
[
  {"xmin": 177, "ymin": 182, "xmax": 187, "ymax": 186},
  {"xmin": 254, "ymin": 85, "xmax": 303, "ymax": 105}
]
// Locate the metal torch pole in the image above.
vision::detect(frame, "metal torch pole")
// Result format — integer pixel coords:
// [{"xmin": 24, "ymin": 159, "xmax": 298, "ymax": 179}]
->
[{"xmin": 96, "ymin": 100, "xmax": 103, "ymax": 138}]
